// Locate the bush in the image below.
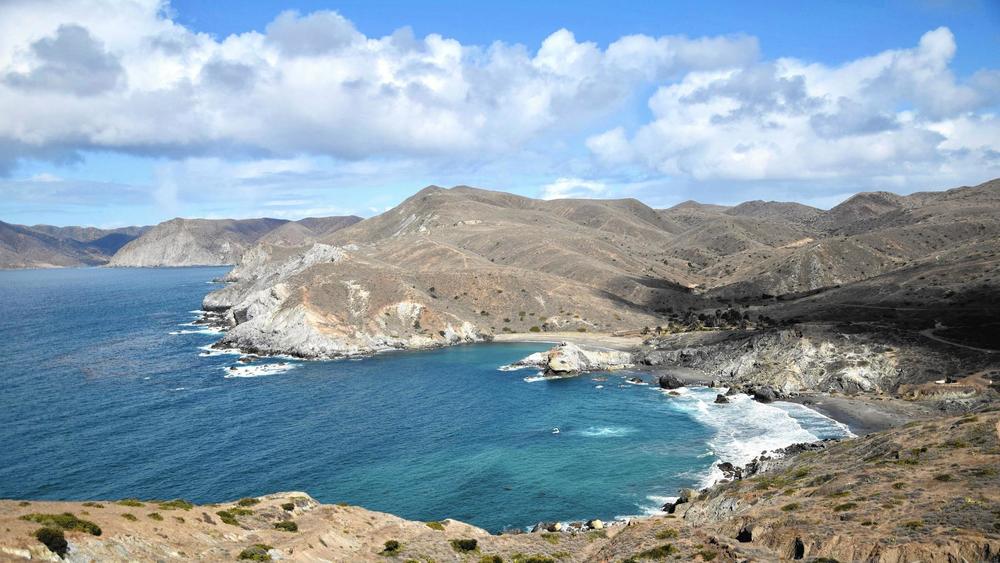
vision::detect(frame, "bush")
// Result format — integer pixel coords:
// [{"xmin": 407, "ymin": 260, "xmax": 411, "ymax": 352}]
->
[
  {"xmin": 781, "ymin": 503, "xmax": 800, "ymax": 512},
  {"xmin": 451, "ymin": 538, "xmax": 478, "ymax": 552},
  {"xmin": 635, "ymin": 543, "xmax": 677, "ymax": 559},
  {"xmin": 541, "ymin": 532, "xmax": 560, "ymax": 544},
  {"xmin": 34, "ymin": 527, "xmax": 68, "ymax": 557},
  {"xmin": 479, "ymin": 556, "xmax": 503, "ymax": 563},
  {"xmin": 281, "ymin": 502, "xmax": 295, "ymax": 511},
  {"xmin": 934, "ymin": 473, "xmax": 953, "ymax": 482},
  {"xmin": 121, "ymin": 513, "xmax": 137, "ymax": 521},
  {"xmin": 117, "ymin": 498, "xmax": 144, "ymax": 507},
  {"xmin": 237, "ymin": 497, "xmax": 260, "ymax": 507},
  {"xmin": 20, "ymin": 513, "xmax": 102, "ymax": 536},
  {"xmin": 696, "ymin": 550, "xmax": 718, "ymax": 561},
  {"xmin": 380, "ymin": 540, "xmax": 401, "ymax": 556},
  {"xmin": 216, "ymin": 510, "xmax": 240, "ymax": 526},
  {"xmin": 81, "ymin": 502, "xmax": 103, "ymax": 508},
  {"xmin": 157, "ymin": 499, "xmax": 193, "ymax": 511},
  {"xmin": 833, "ymin": 502, "xmax": 857, "ymax": 512},
  {"xmin": 274, "ymin": 521, "xmax": 298, "ymax": 532},
  {"xmin": 238, "ymin": 544, "xmax": 273, "ymax": 561},
  {"xmin": 654, "ymin": 528, "xmax": 678, "ymax": 539},
  {"xmin": 148, "ymin": 512, "xmax": 163, "ymax": 521},
  {"xmin": 529, "ymin": 326, "xmax": 541, "ymax": 332},
  {"xmin": 425, "ymin": 521, "xmax": 445, "ymax": 531}
]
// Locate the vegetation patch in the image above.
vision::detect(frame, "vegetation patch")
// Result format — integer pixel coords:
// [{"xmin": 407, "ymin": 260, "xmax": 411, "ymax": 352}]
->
[
  {"xmin": 117, "ymin": 498, "xmax": 144, "ymax": 507},
  {"xmin": 901, "ymin": 520, "xmax": 924, "ymax": 530},
  {"xmin": 236, "ymin": 497, "xmax": 260, "ymax": 507},
  {"xmin": 157, "ymin": 499, "xmax": 194, "ymax": 511},
  {"xmin": 81, "ymin": 502, "xmax": 103, "ymax": 508},
  {"xmin": 541, "ymin": 532, "xmax": 560, "ymax": 544},
  {"xmin": 781, "ymin": 502, "xmax": 801, "ymax": 512},
  {"xmin": 216, "ymin": 510, "xmax": 241, "ymax": 526},
  {"xmin": 696, "ymin": 550, "xmax": 718, "ymax": 561},
  {"xmin": 380, "ymin": 540, "xmax": 401, "ymax": 556},
  {"xmin": 934, "ymin": 473, "xmax": 953, "ymax": 482},
  {"xmin": 238, "ymin": 544, "xmax": 273, "ymax": 561},
  {"xmin": 34, "ymin": 527, "xmax": 68, "ymax": 558},
  {"xmin": 833, "ymin": 502, "xmax": 857, "ymax": 512},
  {"xmin": 425, "ymin": 520, "xmax": 445, "ymax": 531},
  {"xmin": 512, "ymin": 556, "xmax": 555, "ymax": 563},
  {"xmin": 121, "ymin": 513, "xmax": 137, "ymax": 521},
  {"xmin": 891, "ymin": 482, "xmax": 906, "ymax": 490},
  {"xmin": 20, "ymin": 512, "xmax": 102, "ymax": 536},
  {"xmin": 450, "ymin": 538, "xmax": 478, "ymax": 552},
  {"xmin": 281, "ymin": 502, "xmax": 295, "ymax": 511},
  {"xmin": 479, "ymin": 556, "xmax": 503, "ymax": 563},
  {"xmin": 148, "ymin": 512, "xmax": 163, "ymax": 521},
  {"xmin": 274, "ymin": 521, "xmax": 298, "ymax": 532},
  {"xmin": 634, "ymin": 543, "xmax": 678, "ymax": 559},
  {"xmin": 654, "ymin": 527, "xmax": 679, "ymax": 539}
]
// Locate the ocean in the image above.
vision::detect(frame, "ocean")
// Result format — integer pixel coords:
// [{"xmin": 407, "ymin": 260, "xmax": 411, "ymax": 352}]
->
[{"xmin": 0, "ymin": 266, "xmax": 852, "ymax": 532}]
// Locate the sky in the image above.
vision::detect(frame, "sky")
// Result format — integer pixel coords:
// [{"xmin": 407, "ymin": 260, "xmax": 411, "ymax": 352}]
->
[{"xmin": 0, "ymin": 0, "xmax": 998, "ymax": 227}]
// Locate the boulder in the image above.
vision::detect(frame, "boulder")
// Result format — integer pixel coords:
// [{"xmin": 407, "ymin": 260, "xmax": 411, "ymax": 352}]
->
[
  {"xmin": 714, "ymin": 394, "xmax": 730, "ymax": 404},
  {"xmin": 725, "ymin": 385, "xmax": 743, "ymax": 396},
  {"xmin": 586, "ymin": 519, "xmax": 604, "ymax": 530},
  {"xmin": 658, "ymin": 373, "xmax": 684, "ymax": 389},
  {"xmin": 718, "ymin": 461, "xmax": 742, "ymax": 480},
  {"xmin": 752, "ymin": 386, "xmax": 777, "ymax": 403}
]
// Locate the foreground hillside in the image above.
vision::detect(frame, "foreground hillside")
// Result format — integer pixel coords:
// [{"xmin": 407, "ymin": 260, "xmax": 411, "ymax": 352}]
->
[
  {"xmin": 201, "ymin": 180, "xmax": 1000, "ymax": 359},
  {"xmin": 2, "ymin": 410, "xmax": 997, "ymax": 561}
]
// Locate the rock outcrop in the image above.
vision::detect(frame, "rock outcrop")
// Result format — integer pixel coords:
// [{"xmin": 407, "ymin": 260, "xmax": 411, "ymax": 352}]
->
[{"xmin": 505, "ymin": 342, "xmax": 634, "ymax": 375}]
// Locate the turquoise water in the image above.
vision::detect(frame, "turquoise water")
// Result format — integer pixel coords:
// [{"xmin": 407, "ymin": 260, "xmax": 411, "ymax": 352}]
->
[{"xmin": 0, "ymin": 267, "xmax": 851, "ymax": 531}]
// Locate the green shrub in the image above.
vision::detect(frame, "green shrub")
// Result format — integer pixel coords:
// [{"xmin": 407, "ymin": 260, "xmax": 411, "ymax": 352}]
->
[
  {"xmin": 216, "ymin": 510, "xmax": 240, "ymax": 526},
  {"xmin": 18, "ymin": 501, "xmax": 30, "ymax": 506},
  {"xmin": 425, "ymin": 521, "xmax": 445, "ymax": 531},
  {"xmin": 529, "ymin": 326, "xmax": 541, "ymax": 332},
  {"xmin": 148, "ymin": 512, "xmax": 163, "ymax": 521},
  {"xmin": 451, "ymin": 538, "xmax": 478, "ymax": 552},
  {"xmin": 121, "ymin": 513, "xmax": 137, "ymax": 521},
  {"xmin": 380, "ymin": 540, "xmax": 401, "ymax": 556},
  {"xmin": 20, "ymin": 513, "xmax": 102, "ymax": 536},
  {"xmin": 117, "ymin": 498, "xmax": 144, "ymax": 507},
  {"xmin": 902, "ymin": 520, "xmax": 924, "ymax": 530},
  {"xmin": 34, "ymin": 527, "xmax": 68, "ymax": 557},
  {"xmin": 781, "ymin": 502, "xmax": 800, "ymax": 512},
  {"xmin": 576, "ymin": 327, "xmax": 587, "ymax": 332},
  {"xmin": 654, "ymin": 528, "xmax": 678, "ymax": 539},
  {"xmin": 832, "ymin": 502, "xmax": 857, "ymax": 512},
  {"xmin": 891, "ymin": 482, "xmax": 906, "ymax": 490},
  {"xmin": 697, "ymin": 550, "xmax": 717, "ymax": 561},
  {"xmin": 81, "ymin": 502, "xmax": 103, "ymax": 508},
  {"xmin": 237, "ymin": 497, "xmax": 260, "ymax": 507},
  {"xmin": 238, "ymin": 544, "xmax": 273, "ymax": 561},
  {"xmin": 281, "ymin": 502, "xmax": 295, "ymax": 512},
  {"xmin": 634, "ymin": 543, "xmax": 677, "ymax": 559},
  {"xmin": 512, "ymin": 556, "xmax": 554, "ymax": 563},
  {"xmin": 934, "ymin": 473, "xmax": 953, "ymax": 482},
  {"xmin": 479, "ymin": 556, "xmax": 503, "ymax": 563},
  {"xmin": 274, "ymin": 521, "xmax": 298, "ymax": 532},
  {"xmin": 541, "ymin": 532, "xmax": 560, "ymax": 544},
  {"xmin": 157, "ymin": 499, "xmax": 193, "ymax": 511}
]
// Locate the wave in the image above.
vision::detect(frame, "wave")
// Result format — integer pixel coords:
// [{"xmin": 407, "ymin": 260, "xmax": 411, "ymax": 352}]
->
[
  {"xmin": 661, "ymin": 386, "xmax": 854, "ymax": 488},
  {"xmin": 497, "ymin": 364, "xmax": 532, "ymax": 371},
  {"xmin": 169, "ymin": 327, "xmax": 226, "ymax": 335},
  {"xmin": 198, "ymin": 344, "xmax": 242, "ymax": 357},
  {"xmin": 576, "ymin": 426, "xmax": 636, "ymax": 438},
  {"xmin": 223, "ymin": 363, "xmax": 298, "ymax": 378}
]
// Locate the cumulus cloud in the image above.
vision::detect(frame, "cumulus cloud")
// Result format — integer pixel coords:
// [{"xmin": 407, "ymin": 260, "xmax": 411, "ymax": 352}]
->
[
  {"xmin": 0, "ymin": 0, "xmax": 757, "ymax": 175},
  {"xmin": 587, "ymin": 27, "xmax": 1000, "ymax": 186}
]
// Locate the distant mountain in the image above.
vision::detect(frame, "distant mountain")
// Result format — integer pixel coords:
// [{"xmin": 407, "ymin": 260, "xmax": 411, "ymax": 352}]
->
[
  {"xmin": 108, "ymin": 215, "xmax": 360, "ymax": 267},
  {"xmin": 0, "ymin": 222, "xmax": 147, "ymax": 269}
]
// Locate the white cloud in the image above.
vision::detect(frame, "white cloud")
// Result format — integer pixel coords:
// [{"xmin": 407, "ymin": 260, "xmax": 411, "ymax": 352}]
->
[
  {"xmin": 541, "ymin": 177, "xmax": 607, "ymax": 199},
  {"xmin": 586, "ymin": 27, "xmax": 1000, "ymax": 188},
  {"xmin": 0, "ymin": 0, "xmax": 757, "ymax": 174}
]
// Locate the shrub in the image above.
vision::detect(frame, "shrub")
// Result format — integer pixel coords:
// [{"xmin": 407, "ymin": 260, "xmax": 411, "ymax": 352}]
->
[
  {"xmin": 902, "ymin": 520, "xmax": 924, "ymax": 530},
  {"xmin": 891, "ymin": 482, "xmax": 906, "ymax": 490},
  {"xmin": 281, "ymin": 502, "xmax": 295, "ymax": 512},
  {"xmin": 81, "ymin": 502, "xmax": 103, "ymax": 508},
  {"xmin": 148, "ymin": 512, "xmax": 163, "ymax": 521},
  {"xmin": 451, "ymin": 538, "xmax": 478, "ymax": 552},
  {"xmin": 380, "ymin": 540, "xmax": 401, "ymax": 556},
  {"xmin": 833, "ymin": 502, "xmax": 857, "ymax": 512},
  {"xmin": 654, "ymin": 528, "xmax": 678, "ymax": 539},
  {"xmin": 157, "ymin": 499, "xmax": 193, "ymax": 511},
  {"xmin": 513, "ymin": 556, "xmax": 554, "ymax": 563},
  {"xmin": 237, "ymin": 497, "xmax": 260, "ymax": 507},
  {"xmin": 117, "ymin": 498, "xmax": 144, "ymax": 507},
  {"xmin": 34, "ymin": 527, "xmax": 68, "ymax": 557},
  {"xmin": 541, "ymin": 532, "xmax": 560, "ymax": 544},
  {"xmin": 529, "ymin": 326, "xmax": 541, "ymax": 332},
  {"xmin": 425, "ymin": 521, "xmax": 445, "ymax": 531},
  {"xmin": 781, "ymin": 503, "xmax": 800, "ymax": 512},
  {"xmin": 697, "ymin": 550, "xmax": 717, "ymax": 561},
  {"xmin": 934, "ymin": 473, "xmax": 953, "ymax": 482},
  {"xmin": 20, "ymin": 513, "xmax": 102, "ymax": 536},
  {"xmin": 216, "ymin": 510, "xmax": 240, "ymax": 526},
  {"xmin": 274, "ymin": 521, "xmax": 298, "ymax": 532},
  {"xmin": 121, "ymin": 513, "xmax": 137, "ymax": 521},
  {"xmin": 635, "ymin": 543, "xmax": 677, "ymax": 559},
  {"xmin": 479, "ymin": 556, "xmax": 503, "ymax": 563},
  {"xmin": 18, "ymin": 501, "xmax": 30, "ymax": 506},
  {"xmin": 238, "ymin": 544, "xmax": 273, "ymax": 561},
  {"xmin": 576, "ymin": 327, "xmax": 587, "ymax": 332}
]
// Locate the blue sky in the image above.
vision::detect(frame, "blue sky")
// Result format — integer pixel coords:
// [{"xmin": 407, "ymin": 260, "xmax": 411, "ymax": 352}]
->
[{"xmin": 0, "ymin": 0, "xmax": 998, "ymax": 227}]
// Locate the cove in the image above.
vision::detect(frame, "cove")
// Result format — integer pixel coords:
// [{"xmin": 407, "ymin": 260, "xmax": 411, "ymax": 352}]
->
[{"xmin": 0, "ymin": 267, "xmax": 850, "ymax": 532}]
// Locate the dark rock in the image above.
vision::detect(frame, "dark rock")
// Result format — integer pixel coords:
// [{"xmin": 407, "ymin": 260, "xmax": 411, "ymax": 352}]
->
[
  {"xmin": 715, "ymin": 394, "xmax": 730, "ymax": 404},
  {"xmin": 793, "ymin": 538, "xmax": 805, "ymax": 559},
  {"xmin": 718, "ymin": 461, "xmax": 742, "ymax": 480},
  {"xmin": 736, "ymin": 526, "xmax": 753, "ymax": 543},
  {"xmin": 752, "ymin": 386, "xmax": 777, "ymax": 403},
  {"xmin": 725, "ymin": 385, "xmax": 742, "ymax": 396},
  {"xmin": 658, "ymin": 373, "xmax": 684, "ymax": 389}
]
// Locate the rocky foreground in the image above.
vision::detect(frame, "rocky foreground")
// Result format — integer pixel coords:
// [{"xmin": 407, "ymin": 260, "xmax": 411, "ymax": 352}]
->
[{"xmin": 2, "ymin": 410, "xmax": 998, "ymax": 562}]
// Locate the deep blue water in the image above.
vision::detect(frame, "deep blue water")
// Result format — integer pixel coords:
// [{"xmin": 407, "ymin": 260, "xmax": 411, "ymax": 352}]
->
[{"xmin": 0, "ymin": 267, "xmax": 851, "ymax": 531}]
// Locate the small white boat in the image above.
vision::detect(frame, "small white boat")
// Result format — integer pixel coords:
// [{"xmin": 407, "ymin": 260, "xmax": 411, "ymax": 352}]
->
[{"xmin": 551, "ymin": 427, "xmax": 560, "ymax": 434}]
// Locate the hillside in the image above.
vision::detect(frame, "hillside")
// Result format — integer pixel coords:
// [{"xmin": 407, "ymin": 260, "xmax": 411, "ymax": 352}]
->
[{"xmin": 0, "ymin": 221, "xmax": 146, "ymax": 269}]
